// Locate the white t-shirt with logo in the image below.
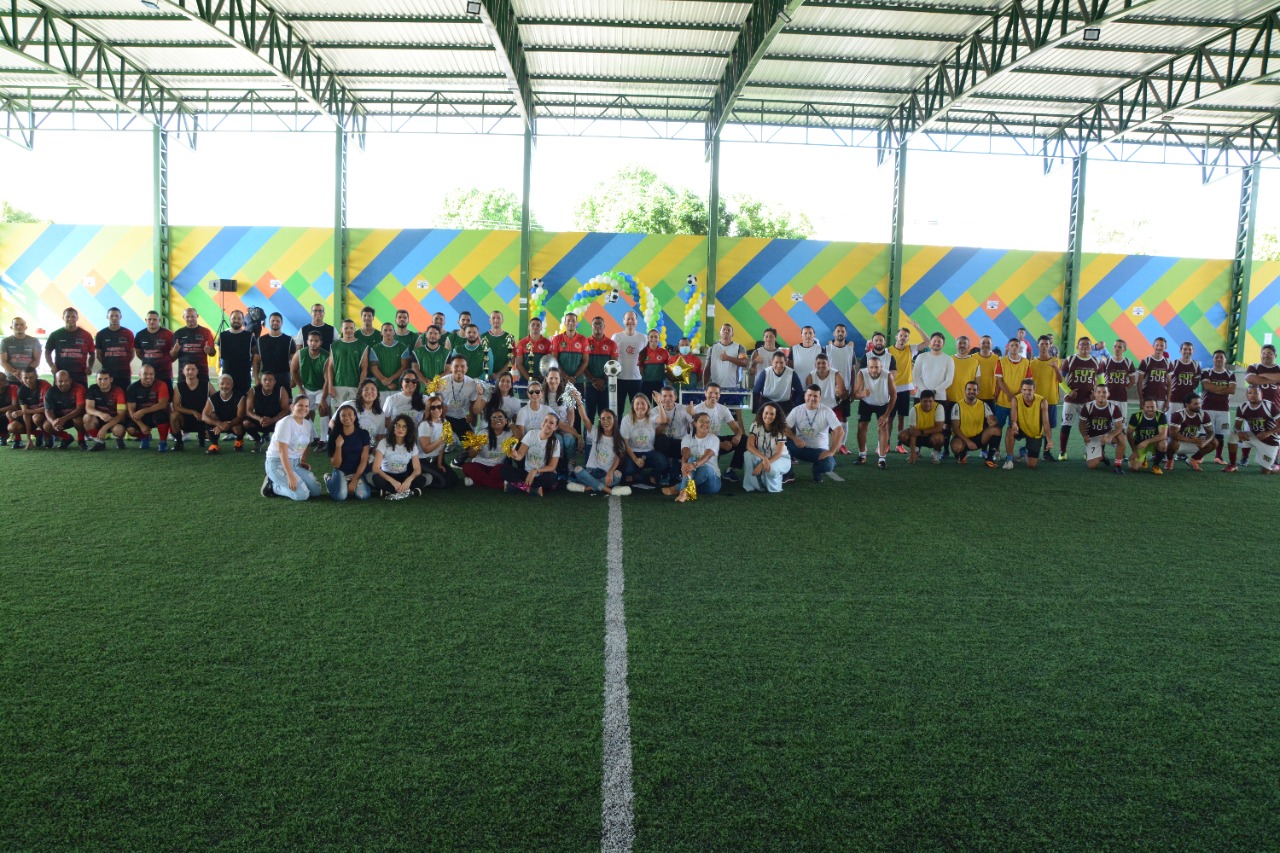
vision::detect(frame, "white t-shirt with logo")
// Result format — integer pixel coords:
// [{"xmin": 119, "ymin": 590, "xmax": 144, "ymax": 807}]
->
[
  {"xmin": 690, "ymin": 401, "xmax": 737, "ymax": 437},
  {"xmin": 587, "ymin": 434, "xmax": 621, "ymax": 471},
  {"xmin": 521, "ymin": 431, "xmax": 561, "ymax": 470},
  {"xmin": 620, "ymin": 411, "xmax": 657, "ymax": 453},
  {"xmin": 681, "ymin": 433, "xmax": 720, "ymax": 464},
  {"xmin": 656, "ymin": 403, "xmax": 692, "ymax": 438},
  {"xmin": 612, "ymin": 331, "xmax": 647, "ymax": 381},
  {"xmin": 442, "ymin": 376, "xmax": 478, "ymax": 419},
  {"xmin": 376, "ymin": 438, "xmax": 419, "ymax": 474},
  {"xmin": 416, "ymin": 419, "xmax": 445, "ymax": 460},
  {"xmin": 267, "ymin": 416, "xmax": 312, "ymax": 461},
  {"xmin": 786, "ymin": 404, "xmax": 841, "ymax": 451},
  {"xmin": 473, "ymin": 429, "xmax": 512, "ymax": 467}
]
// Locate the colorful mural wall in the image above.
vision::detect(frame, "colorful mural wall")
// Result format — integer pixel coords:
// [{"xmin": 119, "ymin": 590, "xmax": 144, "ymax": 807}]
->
[
  {"xmin": 1077, "ymin": 254, "xmax": 1231, "ymax": 362},
  {"xmin": 4, "ymin": 223, "xmax": 1274, "ymax": 368}
]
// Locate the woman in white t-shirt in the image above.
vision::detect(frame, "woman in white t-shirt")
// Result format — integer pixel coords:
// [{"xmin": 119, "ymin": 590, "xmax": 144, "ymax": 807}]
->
[
  {"xmin": 461, "ymin": 408, "xmax": 513, "ymax": 489},
  {"xmin": 743, "ymin": 401, "xmax": 792, "ymax": 493},
  {"xmin": 568, "ymin": 409, "xmax": 629, "ymax": 496},
  {"xmin": 263, "ymin": 395, "xmax": 322, "ymax": 500},
  {"xmin": 514, "ymin": 379, "xmax": 550, "ymax": 440},
  {"xmin": 371, "ymin": 414, "xmax": 427, "ymax": 499},
  {"xmin": 620, "ymin": 394, "xmax": 665, "ymax": 487},
  {"xmin": 662, "ymin": 412, "xmax": 721, "ymax": 501},
  {"xmin": 416, "ymin": 395, "xmax": 457, "ymax": 488},
  {"xmin": 383, "ymin": 372, "xmax": 426, "ymax": 430},
  {"xmin": 473, "ymin": 370, "xmax": 522, "ymax": 433},
  {"xmin": 502, "ymin": 411, "xmax": 561, "ymax": 496},
  {"xmin": 351, "ymin": 379, "xmax": 386, "ymax": 441},
  {"xmin": 543, "ymin": 366, "xmax": 584, "ymax": 471}
]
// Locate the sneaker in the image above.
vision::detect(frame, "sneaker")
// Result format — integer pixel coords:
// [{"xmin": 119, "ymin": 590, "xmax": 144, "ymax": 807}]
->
[
  {"xmin": 464, "ymin": 477, "xmax": 474, "ymax": 487},
  {"xmin": 504, "ymin": 482, "xmax": 521, "ymax": 493},
  {"xmin": 254, "ymin": 438, "xmax": 264, "ymax": 453},
  {"xmin": 612, "ymin": 485, "xmax": 632, "ymax": 497},
  {"xmin": 115, "ymin": 438, "xmax": 126, "ymax": 450},
  {"xmin": 1002, "ymin": 459, "xmax": 1014, "ymax": 470},
  {"xmin": 1223, "ymin": 464, "xmax": 1239, "ymax": 473},
  {"xmin": 58, "ymin": 437, "xmax": 73, "ymax": 450},
  {"xmin": 1213, "ymin": 456, "xmax": 1225, "ymax": 465},
  {"xmin": 877, "ymin": 457, "xmax": 887, "ymax": 470},
  {"xmin": 206, "ymin": 444, "xmax": 220, "ymax": 455},
  {"xmin": 234, "ymin": 440, "xmax": 244, "ymax": 452},
  {"xmin": 1113, "ymin": 464, "xmax": 1125, "ymax": 475},
  {"xmin": 11, "ymin": 440, "xmax": 21, "ymax": 449},
  {"xmin": 1176, "ymin": 453, "xmax": 1188, "ymax": 462},
  {"xmin": 410, "ymin": 488, "xmax": 422, "ymax": 497},
  {"xmin": 1152, "ymin": 465, "xmax": 1164, "ymax": 476},
  {"xmin": 77, "ymin": 440, "xmax": 88, "ymax": 451},
  {"xmin": 157, "ymin": 440, "xmax": 169, "ymax": 453},
  {"xmin": 838, "ymin": 446, "xmax": 851, "ymax": 455},
  {"xmin": 957, "ymin": 456, "xmax": 968, "ymax": 465},
  {"xmin": 173, "ymin": 440, "xmax": 185, "ymax": 452},
  {"xmin": 1057, "ymin": 451, "xmax": 1067, "ymax": 462},
  {"xmin": 89, "ymin": 441, "xmax": 106, "ymax": 452},
  {"xmin": 896, "ymin": 444, "xmax": 908, "ymax": 454},
  {"xmin": 566, "ymin": 482, "xmax": 586, "ymax": 493},
  {"xmin": 984, "ymin": 459, "xmax": 997, "ymax": 468},
  {"xmin": 261, "ymin": 476, "xmax": 273, "ymax": 498},
  {"xmin": 1018, "ymin": 446, "xmax": 1027, "ymax": 459},
  {"xmin": 1163, "ymin": 457, "xmax": 1174, "ymax": 472},
  {"xmin": 722, "ymin": 469, "xmax": 740, "ymax": 483},
  {"xmin": 812, "ymin": 473, "xmax": 823, "ymax": 484},
  {"xmin": 931, "ymin": 451, "xmax": 941, "ymax": 465},
  {"xmin": 782, "ymin": 473, "xmax": 797, "ymax": 485},
  {"xmin": 853, "ymin": 454, "xmax": 866, "ymax": 465},
  {"xmin": 1188, "ymin": 459, "xmax": 1203, "ymax": 472},
  {"xmin": 139, "ymin": 438, "xmax": 151, "ymax": 450}
]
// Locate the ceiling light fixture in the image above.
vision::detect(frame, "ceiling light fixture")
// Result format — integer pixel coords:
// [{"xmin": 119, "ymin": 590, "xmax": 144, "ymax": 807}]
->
[
  {"xmin": 778, "ymin": 9, "xmax": 792, "ymax": 24},
  {"xmin": 465, "ymin": 1, "xmax": 482, "ymax": 15},
  {"xmin": 140, "ymin": 0, "xmax": 160, "ymax": 8},
  {"xmin": 1082, "ymin": 27, "xmax": 1101, "ymax": 41}
]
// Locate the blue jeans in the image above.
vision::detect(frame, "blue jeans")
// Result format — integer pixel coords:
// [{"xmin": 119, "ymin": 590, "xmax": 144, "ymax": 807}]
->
[
  {"xmin": 325, "ymin": 469, "xmax": 371, "ymax": 501},
  {"xmin": 622, "ymin": 449, "xmax": 667, "ymax": 483},
  {"xmin": 572, "ymin": 465, "xmax": 620, "ymax": 493},
  {"xmin": 266, "ymin": 457, "xmax": 322, "ymax": 501},
  {"xmin": 743, "ymin": 455, "xmax": 792, "ymax": 493},
  {"xmin": 788, "ymin": 443, "xmax": 836, "ymax": 481},
  {"xmin": 678, "ymin": 462, "xmax": 722, "ymax": 495}
]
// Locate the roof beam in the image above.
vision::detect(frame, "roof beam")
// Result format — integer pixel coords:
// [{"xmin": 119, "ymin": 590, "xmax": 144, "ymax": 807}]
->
[
  {"xmin": 1043, "ymin": 8, "xmax": 1280, "ymax": 167},
  {"xmin": 1200, "ymin": 111, "xmax": 1280, "ymax": 182},
  {"xmin": 706, "ymin": 0, "xmax": 806, "ymax": 154},
  {"xmin": 878, "ymin": 0, "xmax": 1159, "ymax": 159},
  {"xmin": 0, "ymin": 0, "xmax": 198, "ymax": 145},
  {"xmin": 165, "ymin": 0, "xmax": 367, "ymax": 141},
  {"xmin": 0, "ymin": 91, "xmax": 34, "ymax": 148},
  {"xmin": 477, "ymin": 0, "xmax": 532, "ymax": 130}
]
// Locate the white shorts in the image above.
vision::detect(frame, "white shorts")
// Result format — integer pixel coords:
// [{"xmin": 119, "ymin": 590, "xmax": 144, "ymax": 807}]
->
[
  {"xmin": 1062, "ymin": 402, "xmax": 1085, "ymax": 426},
  {"xmin": 1207, "ymin": 410, "xmax": 1233, "ymax": 436},
  {"xmin": 1114, "ymin": 402, "xmax": 1129, "ymax": 423},
  {"xmin": 1247, "ymin": 437, "xmax": 1279, "ymax": 468},
  {"xmin": 1084, "ymin": 435, "xmax": 1111, "ymax": 461},
  {"xmin": 1173, "ymin": 439, "xmax": 1207, "ymax": 456},
  {"xmin": 303, "ymin": 388, "xmax": 326, "ymax": 412},
  {"xmin": 331, "ymin": 386, "xmax": 357, "ymax": 407}
]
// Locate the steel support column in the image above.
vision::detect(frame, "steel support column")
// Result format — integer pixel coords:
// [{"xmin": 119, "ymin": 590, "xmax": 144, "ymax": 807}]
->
[
  {"xmin": 152, "ymin": 126, "xmax": 170, "ymax": 327},
  {"xmin": 1229, "ymin": 163, "xmax": 1260, "ymax": 365},
  {"xmin": 333, "ymin": 126, "xmax": 348, "ymax": 323},
  {"xmin": 886, "ymin": 143, "xmax": 907, "ymax": 335},
  {"xmin": 705, "ymin": 134, "xmax": 721, "ymax": 348},
  {"xmin": 1062, "ymin": 153, "xmax": 1088, "ymax": 349},
  {"xmin": 519, "ymin": 126, "xmax": 533, "ymax": 335}
]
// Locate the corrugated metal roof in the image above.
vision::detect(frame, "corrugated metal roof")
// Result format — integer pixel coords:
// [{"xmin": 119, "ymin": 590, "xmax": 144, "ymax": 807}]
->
[
  {"xmin": 514, "ymin": 0, "xmax": 749, "ymax": 27},
  {"xmin": 297, "ymin": 21, "xmax": 491, "ymax": 46},
  {"xmin": 528, "ymin": 51, "xmax": 723, "ymax": 81},
  {"xmin": 521, "ymin": 24, "xmax": 735, "ymax": 54}
]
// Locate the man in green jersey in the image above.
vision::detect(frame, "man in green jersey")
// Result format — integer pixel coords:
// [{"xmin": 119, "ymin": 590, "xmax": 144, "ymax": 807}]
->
[
  {"xmin": 327, "ymin": 319, "xmax": 369, "ymax": 408},
  {"xmin": 482, "ymin": 310, "xmax": 516, "ymax": 378},
  {"xmin": 409, "ymin": 324, "xmax": 450, "ymax": 385},
  {"xmin": 445, "ymin": 311, "xmax": 472, "ymax": 352},
  {"xmin": 369, "ymin": 322, "xmax": 408, "ymax": 401},
  {"xmin": 449, "ymin": 324, "xmax": 490, "ymax": 379},
  {"xmin": 292, "ymin": 330, "xmax": 332, "ymax": 443},
  {"xmin": 393, "ymin": 309, "xmax": 417, "ymax": 352},
  {"xmin": 354, "ymin": 306, "xmax": 381, "ymax": 350}
]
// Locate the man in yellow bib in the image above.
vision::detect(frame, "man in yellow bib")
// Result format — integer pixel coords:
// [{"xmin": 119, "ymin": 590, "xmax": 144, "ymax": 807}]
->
[
  {"xmin": 900, "ymin": 389, "xmax": 946, "ymax": 463},
  {"xmin": 1003, "ymin": 378, "xmax": 1049, "ymax": 469},
  {"xmin": 950, "ymin": 380, "xmax": 1001, "ymax": 467}
]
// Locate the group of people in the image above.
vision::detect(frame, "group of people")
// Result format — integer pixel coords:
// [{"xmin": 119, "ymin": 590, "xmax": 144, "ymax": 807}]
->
[{"xmin": 4, "ymin": 303, "xmax": 1278, "ymax": 503}]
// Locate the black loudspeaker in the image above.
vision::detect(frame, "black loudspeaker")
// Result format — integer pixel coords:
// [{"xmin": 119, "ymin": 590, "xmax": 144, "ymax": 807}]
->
[{"xmin": 217, "ymin": 278, "xmax": 237, "ymax": 292}]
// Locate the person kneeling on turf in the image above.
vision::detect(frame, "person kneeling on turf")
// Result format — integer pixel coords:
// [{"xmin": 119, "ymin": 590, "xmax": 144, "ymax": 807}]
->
[
  {"xmin": 949, "ymin": 381, "xmax": 1000, "ymax": 467},
  {"xmin": 84, "ymin": 370, "xmax": 127, "ymax": 450},
  {"xmin": 1003, "ymin": 378, "xmax": 1048, "ymax": 469},
  {"xmin": 1081, "ymin": 384, "xmax": 1128, "ymax": 473},
  {"xmin": 785, "ymin": 385, "xmax": 844, "ymax": 483},
  {"xmin": 43, "ymin": 370, "xmax": 87, "ymax": 450},
  {"xmin": 901, "ymin": 390, "xmax": 946, "ymax": 464},
  {"xmin": 262, "ymin": 395, "xmax": 322, "ymax": 500},
  {"xmin": 125, "ymin": 365, "xmax": 172, "ymax": 451},
  {"xmin": 1127, "ymin": 398, "xmax": 1168, "ymax": 473},
  {"xmin": 202, "ymin": 373, "xmax": 246, "ymax": 454}
]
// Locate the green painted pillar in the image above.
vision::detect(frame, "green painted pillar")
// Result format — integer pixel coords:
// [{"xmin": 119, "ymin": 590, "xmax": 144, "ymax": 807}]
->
[
  {"xmin": 1062, "ymin": 152, "xmax": 1088, "ymax": 349},
  {"xmin": 152, "ymin": 126, "xmax": 170, "ymax": 327},
  {"xmin": 705, "ymin": 134, "xmax": 720, "ymax": 348},
  {"xmin": 1228, "ymin": 163, "xmax": 1260, "ymax": 365},
  {"xmin": 333, "ymin": 127, "xmax": 348, "ymax": 323},
  {"xmin": 886, "ymin": 142, "xmax": 907, "ymax": 336},
  {"xmin": 519, "ymin": 126, "xmax": 533, "ymax": 337}
]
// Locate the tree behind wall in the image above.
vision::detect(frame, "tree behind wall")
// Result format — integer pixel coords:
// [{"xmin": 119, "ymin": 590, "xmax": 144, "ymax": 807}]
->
[
  {"xmin": 437, "ymin": 187, "xmax": 540, "ymax": 230},
  {"xmin": 1, "ymin": 200, "xmax": 43, "ymax": 223}
]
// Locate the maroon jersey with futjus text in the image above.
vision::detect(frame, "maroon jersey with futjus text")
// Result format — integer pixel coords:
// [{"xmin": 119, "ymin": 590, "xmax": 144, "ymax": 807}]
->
[
  {"xmin": 1246, "ymin": 362, "xmax": 1280, "ymax": 407},
  {"xmin": 1062, "ymin": 355, "xmax": 1101, "ymax": 404},
  {"xmin": 1081, "ymin": 401, "xmax": 1122, "ymax": 438},
  {"xmin": 1237, "ymin": 400, "xmax": 1279, "ymax": 445},
  {"xmin": 1170, "ymin": 409, "xmax": 1211, "ymax": 440},
  {"xmin": 1139, "ymin": 353, "xmax": 1171, "ymax": 401},
  {"xmin": 1200, "ymin": 368, "xmax": 1234, "ymax": 412},
  {"xmin": 1168, "ymin": 358, "xmax": 1202, "ymax": 404},
  {"xmin": 1103, "ymin": 357, "xmax": 1135, "ymax": 404}
]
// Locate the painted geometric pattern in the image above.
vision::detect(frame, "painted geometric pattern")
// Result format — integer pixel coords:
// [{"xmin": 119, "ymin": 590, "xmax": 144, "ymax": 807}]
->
[
  {"xmin": 900, "ymin": 246, "xmax": 1066, "ymax": 350},
  {"xmin": 170, "ymin": 226, "xmax": 333, "ymax": 334},
  {"xmin": 1077, "ymin": 254, "xmax": 1229, "ymax": 362},
  {"xmin": 1246, "ymin": 261, "xmax": 1280, "ymax": 364},
  {"xmin": 347, "ymin": 229, "xmax": 521, "ymax": 332},
  {"xmin": 0, "ymin": 224, "xmax": 153, "ymax": 336},
  {"xmin": 529, "ymin": 232, "xmax": 706, "ymax": 341},
  {"xmin": 715, "ymin": 238, "xmax": 889, "ymax": 348}
]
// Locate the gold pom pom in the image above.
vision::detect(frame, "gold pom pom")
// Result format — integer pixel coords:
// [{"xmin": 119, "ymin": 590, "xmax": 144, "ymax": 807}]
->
[
  {"xmin": 461, "ymin": 431, "xmax": 487, "ymax": 452},
  {"xmin": 684, "ymin": 477, "xmax": 697, "ymax": 502},
  {"xmin": 502, "ymin": 436, "xmax": 519, "ymax": 458},
  {"xmin": 424, "ymin": 375, "xmax": 445, "ymax": 395}
]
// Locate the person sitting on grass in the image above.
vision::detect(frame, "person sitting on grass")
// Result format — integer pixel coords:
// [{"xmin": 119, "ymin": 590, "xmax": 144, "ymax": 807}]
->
[
  {"xmin": 543, "ymin": 365, "xmax": 584, "ymax": 473},
  {"xmin": 461, "ymin": 408, "xmax": 513, "ymax": 490},
  {"xmin": 900, "ymin": 390, "xmax": 946, "ymax": 464},
  {"xmin": 687, "ymin": 382, "xmax": 745, "ymax": 483},
  {"xmin": 324, "ymin": 402, "xmax": 371, "ymax": 501},
  {"xmin": 84, "ymin": 370, "xmax": 127, "ymax": 451},
  {"xmin": 784, "ymin": 385, "xmax": 844, "ymax": 483},
  {"xmin": 416, "ymin": 395, "xmax": 457, "ymax": 488},
  {"xmin": 621, "ymin": 393, "xmax": 664, "ymax": 487},
  {"xmin": 743, "ymin": 401, "xmax": 791, "ymax": 493},
  {"xmin": 371, "ymin": 414, "xmax": 427, "ymax": 499},
  {"xmin": 568, "ymin": 408, "xmax": 629, "ymax": 496},
  {"xmin": 262, "ymin": 395, "xmax": 322, "ymax": 500},
  {"xmin": 1126, "ymin": 397, "xmax": 1168, "ymax": 474},
  {"xmin": 201, "ymin": 373, "xmax": 246, "ymax": 455},
  {"xmin": 503, "ymin": 411, "xmax": 561, "ymax": 496},
  {"xmin": 43, "ymin": 370, "xmax": 87, "ymax": 450},
  {"xmin": 125, "ymin": 364, "xmax": 172, "ymax": 452},
  {"xmin": 663, "ymin": 412, "xmax": 721, "ymax": 501},
  {"xmin": 171, "ymin": 362, "xmax": 210, "ymax": 451},
  {"xmin": 243, "ymin": 371, "xmax": 290, "ymax": 452}
]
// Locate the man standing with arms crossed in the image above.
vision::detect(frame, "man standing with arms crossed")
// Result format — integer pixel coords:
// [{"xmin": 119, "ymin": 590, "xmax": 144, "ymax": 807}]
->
[
  {"xmin": 45, "ymin": 307, "xmax": 95, "ymax": 389},
  {"xmin": 170, "ymin": 307, "xmax": 216, "ymax": 387},
  {"xmin": 95, "ymin": 307, "xmax": 135, "ymax": 393},
  {"xmin": 1058, "ymin": 336, "xmax": 1101, "ymax": 461}
]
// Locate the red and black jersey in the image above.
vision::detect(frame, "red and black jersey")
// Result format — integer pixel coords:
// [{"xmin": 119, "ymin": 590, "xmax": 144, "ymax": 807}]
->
[
  {"xmin": 44, "ymin": 383, "xmax": 86, "ymax": 418},
  {"xmin": 0, "ymin": 382, "xmax": 17, "ymax": 410},
  {"xmin": 95, "ymin": 327, "xmax": 135, "ymax": 375},
  {"xmin": 87, "ymin": 384, "xmax": 125, "ymax": 417},
  {"xmin": 45, "ymin": 327, "xmax": 94, "ymax": 379},
  {"xmin": 174, "ymin": 326, "xmax": 215, "ymax": 376},
  {"xmin": 126, "ymin": 379, "xmax": 170, "ymax": 410},
  {"xmin": 17, "ymin": 378, "xmax": 50, "ymax": 410},
  {"xmin": 134, "ymin": 327, "xmax": 175, "ymax": 381}
]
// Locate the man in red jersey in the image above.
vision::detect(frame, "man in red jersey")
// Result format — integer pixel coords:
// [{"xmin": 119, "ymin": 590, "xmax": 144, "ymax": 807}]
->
[
  {"xmin": 1167, "ymin": 393, "xmax": 1216, "ymax": 472},
  {"xmin": 1137, "ymin": 336, "xmax": 1172, "ymax": 411},
  {"xmin": 516, "ymin": 316, "xmax": 552, "ymax": 383},
  {"xmin": 1167, "ymin": 341, "xmax": 1202, "ymax": 418},
  {"xmin": 44, "ymin": 307, "xmax": 95, "ymax": 388},
  {"xmin": 94, "ymin": 306, "xmax": 136, "ymax": 392},
  {"xmin": 43, "ymin": 370, "xmax": 88, "ymax": 450},
  {"xmin": 1080, "ymin": 384, "xmax": 1127, "ymax": 473},
  {"xmin": 583, "ymin": 315, "xmax": 619, "ymax": 425},
  {"xmin": 1058, "ymin": 335, "xmax": 1101, "ymax": 461},
  {"xmin": 134, "ymin": 310, "xmax": 175, "ymax": 386},
  {"xmin": 84, "ymin": 370, "xmax": 128, "ymax": 450},
  {"xmin": 12, "ymin": 366, "xmax": 51, "ymax": 449},
  {"xmin": 1200, "ymin": 350, "xmax": 1236, "ymax": 464},
  {"xmin": 169, "ymin": 307, "xmax": 216, "ymax": 385},
  {"xmin": 1231, "ymin": 384, "xmax": 1280, "ymax": 473},
  {"xmin": 126, "ymin": 364, "xmax": 172, "ymax": 451},
  {"xmin": 1245, "ymin": 343, "xmax": 1280, "ymax": 408},
  {"xmin": 551, "ymin": 311, "xmax": 590, "ymax": 395},
  {"xmin": 1102, "ymin": 339, "xmax": 1136, "ymax": 423}
]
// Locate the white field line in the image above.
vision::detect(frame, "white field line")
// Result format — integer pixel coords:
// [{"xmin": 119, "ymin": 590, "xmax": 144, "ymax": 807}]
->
[{"xmin": 602, "ymin": 497, "xmax": 635, "ymax": 853}]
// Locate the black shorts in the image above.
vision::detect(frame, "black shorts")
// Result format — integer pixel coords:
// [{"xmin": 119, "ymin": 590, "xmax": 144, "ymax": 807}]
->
[
  {"xmin": 858, "ymin": 401, "xmax": 889, "ymax": 422},
  {"xmin": 893, "ymin": 390, "xmax": 910, "ymax": 418},
  {"xmin": 1022, "ymin": 436, "xmax": 1044, "ymax": 458}
]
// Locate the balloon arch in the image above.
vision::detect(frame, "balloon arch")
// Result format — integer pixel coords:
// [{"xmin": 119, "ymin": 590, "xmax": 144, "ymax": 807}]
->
[{"xmin": 528, "ymin": 272, "xmax": 703, "ymax": 347}]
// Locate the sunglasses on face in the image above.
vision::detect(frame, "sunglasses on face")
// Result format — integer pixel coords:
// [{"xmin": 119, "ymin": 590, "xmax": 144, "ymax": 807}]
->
[
  {"xmin": 429, "ymin": 404, "xmax": 443, "ymax": 410},
  {"xmin": 529, "ymin": 390, "xmax": 542, "ymax": 395}
]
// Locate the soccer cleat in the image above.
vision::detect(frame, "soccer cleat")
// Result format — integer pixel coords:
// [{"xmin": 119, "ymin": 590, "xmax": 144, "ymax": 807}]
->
[
  {"xmin": 1002, "ymin": 459, "xmax": 1014, "ymax": 470},
  {"xmin": 58, "ymin": 438, "xmax": 73, "ymax": 450},
  {"xmin": 89, "ymin": 441, "xmax": 106, "ymax": 452},
  {"xmin": 261, "ymin": 476, "xmax": 274, "ymax": 498},
  {"xmin": 877, "ymin": 457, "xmax": 887, "ymax": 470},
  {"xmin": 854, "ymin": 454, "xmax": 866, "ymax": 465},
  {"xmin": 173, "ymin": 440, "xmax": 185, "ymax": 452},
  {"xmin": 1163, "ymin": 457, "xmax": 1174, "ymax": 472},
  {"xmin": 896, "ymin": 444, "xmax": 908, "ymax": 454},
  {"xmin": 206, "ymin": 444, "xmax": 220, "ymax": 455},
  {"xmin": 115, "ymin": 438, "xmax": 126, "ymax": 450},
  {"xmin": 957, "ymin": 455, "xmax": 968, "ymax": 465},
  {"xmin": 1057, "ymin": 451, "xmax": 1068, "ymax": 462},
  {"xmin": 157, "ymin": 441, "xmax": 169, "ymax": 453},
  {"xmin": 722, "ymin": 469, "xmax": 740, "ymax": 483},
  {"xmin": 464, "ymin": 477, "xmax": 475, "ymax": 487},
  {"xmin": 11, "ymin": 440, "xmax": 22, "ymax": 449},
  {"xmin": 1213, "ymin": 456, "xmax": 1226, "ymax": 465},
  {"xmin": 254, "ymin": 438, "xmax": 264, "ymax": 453},
  {"xmin": 838, "ymin": 446, "xmax": 851, "ymax": 455},
  {"xmin": 1152, "ymin": 465, "xmax": 1163, "ymax": 476},
  {"xmin": 566, "ymin": 482, "xmax": 586, "ymax": 493},
  {"xmin": 612, "ymin": 486, "xmax": 632, "ymax": 497},
  {"xmin": 1188, "ymin": 459, "xmax": 1204, "ymax": 472},
  {"xmin": 1223, "ymin": 464, "xmax": 1239, "ymax": 473},
  {"xmin": 139, "ymin": 438, "xmax": 151, "ymax": 450},
  {"xmin": 234, "ymin": 440, "xmax": 244, "ymax": 452},
  {"xmin": 1113, "ymin": 463, "xmax": 1125, "ymax": 474},
  {"xmin": 931, "ymin": 451, "xmax": 942, "ymax": 465},
  {"xmin": 984, "ymin": 459, "xmax": 998, "ymax": 468}
]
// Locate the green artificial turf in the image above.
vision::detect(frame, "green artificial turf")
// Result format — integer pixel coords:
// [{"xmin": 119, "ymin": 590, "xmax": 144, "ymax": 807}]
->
[{"xmin": 2, "ymin": 435, "xmax": 1278, "ymax": 850}]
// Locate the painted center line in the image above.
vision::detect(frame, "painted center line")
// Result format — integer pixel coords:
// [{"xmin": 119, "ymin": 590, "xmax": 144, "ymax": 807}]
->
[{"xmin": 602, "ymin": 497, "xmax": 635, "ymax": 853}]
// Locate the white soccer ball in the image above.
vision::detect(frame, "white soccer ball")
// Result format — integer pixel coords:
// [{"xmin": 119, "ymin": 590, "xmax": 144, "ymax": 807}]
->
[
  {"xmin": 604, "ymin": 359, "xmax": 622, "ymax": 377},
  {"xmin": 530, "ymin": 278, "xmax": 543, "ymax": 298},
  {"xmin": 686, "ymin": 274, "xmax": 697, "ymax": 287},
  {"xmin": 607, "ymin": 288, "xmax": 620, "ymax": 304}
]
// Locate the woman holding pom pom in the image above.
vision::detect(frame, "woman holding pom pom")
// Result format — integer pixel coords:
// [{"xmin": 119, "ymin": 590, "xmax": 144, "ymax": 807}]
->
[
  {"xmin": 503, "ymin": 412, "xmax": 561, "ymax": 496},
  {"xmin": 663, "ymin": 412, "xmax": 721, "ymax": 501},
  {"xmin": 416, "ymin": 395, "xmax": 457, "ymax": 488},
  {"xmin": 461, "ymin": 408, "xmax": 513, "ymax": 489}
]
